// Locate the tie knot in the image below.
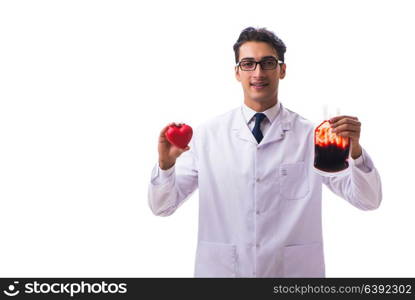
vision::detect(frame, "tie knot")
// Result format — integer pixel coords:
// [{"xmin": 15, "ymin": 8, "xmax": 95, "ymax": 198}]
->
[{"xmin": 254, "ymin": 112, "xmax": 266, "ymax": 125}]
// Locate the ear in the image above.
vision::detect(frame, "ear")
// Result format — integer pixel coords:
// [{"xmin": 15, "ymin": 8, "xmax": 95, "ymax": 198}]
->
[
  {"xmin": 235, "ymin": 66, "xmax": 241, "ymax": 82},
  {"xmin": 279, "ymin": 63, "xmax": 286, "ymax": 79}
]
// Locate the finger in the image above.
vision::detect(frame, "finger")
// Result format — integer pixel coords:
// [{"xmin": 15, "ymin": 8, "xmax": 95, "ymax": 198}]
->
[
  {"xmin": 171, "ymin": 145, "xmax": 191, "ymax": 156},
  {"xmin": 331, "ymin": 118, "xmax": 361, "ymax": 128},
  {"xmin": 332, "ymin": 123, "xmax": 360, "ymax": 133},
  {"xmin": 331, "ymin": 118, "xmax": 360, "ymax": 127},
  {"xmin": 178, "ymin": 145, "xmax": 191, "ymax": 152},
  {"xmin": 159, "ymin": 122, "xmax": 175, "ymax": 138},
  {"xmin": 337, "ymin": 131, "xmax": 360, "ymax": 138},
  {"xmin": 329, "ymin": 115, "xmax": 358, "ymax": 123}
]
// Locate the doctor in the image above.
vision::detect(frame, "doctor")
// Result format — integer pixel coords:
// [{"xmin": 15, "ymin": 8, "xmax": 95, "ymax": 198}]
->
[{"xmin": 148, "ymin": 27, "xmax": 382, "ymax": 277}]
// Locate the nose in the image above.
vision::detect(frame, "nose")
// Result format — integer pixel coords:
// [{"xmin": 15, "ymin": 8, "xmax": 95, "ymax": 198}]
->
[
  {"xmin": 251, "ymin": 62, "xmax": 267, "ymax": 79},
  {"xmin": 252, "ymin": 62, "xmax": 266, "ymax": 76}
]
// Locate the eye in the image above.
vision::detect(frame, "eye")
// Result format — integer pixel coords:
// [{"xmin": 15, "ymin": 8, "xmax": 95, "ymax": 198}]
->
[
  {"xmin": 241, "ymin": 61, "xmax": 254, "ymax": 67},
  {"xmin": 262, "ymin": 59, "xmax": 277, "ymax": 67}
]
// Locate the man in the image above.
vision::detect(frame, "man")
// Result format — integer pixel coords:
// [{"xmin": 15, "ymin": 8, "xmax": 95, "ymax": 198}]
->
[{"xmin": 148, "ymin": 27, "xmax": 382, "ymax": 277}]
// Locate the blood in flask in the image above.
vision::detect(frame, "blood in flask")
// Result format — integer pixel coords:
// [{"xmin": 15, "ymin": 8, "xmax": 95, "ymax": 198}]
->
[{"xmin": 314, "ymin": 120, "xmax": 350, "ymax": 172}]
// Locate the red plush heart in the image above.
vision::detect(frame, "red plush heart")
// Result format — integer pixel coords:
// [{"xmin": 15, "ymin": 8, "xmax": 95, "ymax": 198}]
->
[{"xmin": 165, "ymin": 124, "xmax": 193, "ymax": 149}]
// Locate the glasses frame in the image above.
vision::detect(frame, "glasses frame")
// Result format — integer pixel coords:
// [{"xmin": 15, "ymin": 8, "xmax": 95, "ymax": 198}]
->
[{"xmin": 236, "ymin": 57, "xmax": 284, "ymax": 71}]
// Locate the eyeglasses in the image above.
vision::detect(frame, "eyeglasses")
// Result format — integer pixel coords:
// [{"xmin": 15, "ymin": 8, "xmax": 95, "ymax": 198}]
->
[{"xmin": 236, "ymin": 57, "xmax": 283, "ymax": 71}]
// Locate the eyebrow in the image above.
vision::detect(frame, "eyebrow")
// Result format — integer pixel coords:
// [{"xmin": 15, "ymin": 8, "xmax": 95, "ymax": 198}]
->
[{"xmin": 240, "ymin": 56, "xmax": 277, "ymax": 61}]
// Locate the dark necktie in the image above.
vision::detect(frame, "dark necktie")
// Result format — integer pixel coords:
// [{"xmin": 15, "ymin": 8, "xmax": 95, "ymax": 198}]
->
[{"xmin": 252, "ymin": 112, "xmax": 266, "ymax": 144}]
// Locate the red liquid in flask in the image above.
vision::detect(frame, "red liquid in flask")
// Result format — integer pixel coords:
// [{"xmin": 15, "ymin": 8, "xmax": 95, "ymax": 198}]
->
[{"xmin": 314, "ymin": 120, "xmax": 350, "ymax": 172}]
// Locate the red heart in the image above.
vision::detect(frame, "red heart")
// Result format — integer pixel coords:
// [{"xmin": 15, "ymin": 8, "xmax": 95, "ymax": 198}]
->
[{"xmin": 165, "ymin": 124, "xmax": 193, "ymax": 149}]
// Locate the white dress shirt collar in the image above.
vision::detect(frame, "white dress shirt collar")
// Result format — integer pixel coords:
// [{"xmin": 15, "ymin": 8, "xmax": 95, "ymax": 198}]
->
[{"xmin": 242, "ymin": 101, "xmax": 281, "ymax": 125}]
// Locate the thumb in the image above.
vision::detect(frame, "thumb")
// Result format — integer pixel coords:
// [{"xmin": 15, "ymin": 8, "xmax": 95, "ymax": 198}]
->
[{"xmin": 176, "ymin": 145, "xmax": 190, "ymax": 155}]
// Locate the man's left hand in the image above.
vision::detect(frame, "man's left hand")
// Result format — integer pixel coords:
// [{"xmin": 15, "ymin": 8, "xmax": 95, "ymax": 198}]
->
[{"xmin": 329, "ymin": 115, "xmax": 362, "ymax": 159}]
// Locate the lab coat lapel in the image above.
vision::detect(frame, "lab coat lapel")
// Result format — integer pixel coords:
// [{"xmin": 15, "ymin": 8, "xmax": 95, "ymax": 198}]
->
[
  {"xmin": 259, "ymin": 104, "xmax": 292, "ymax": 147},
  {"xmin": 232, "ymin": 107, "xmax": 258, "ymax": 144}
]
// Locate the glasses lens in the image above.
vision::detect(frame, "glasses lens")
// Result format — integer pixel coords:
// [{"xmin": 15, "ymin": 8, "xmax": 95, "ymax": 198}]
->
[
  {"xmin": 260, "ymin": 59, "xmax": 278, "ymax": 70},
  {"xmin": 240, "ymin": 60, "xmax": 256, "ymax": 71}
]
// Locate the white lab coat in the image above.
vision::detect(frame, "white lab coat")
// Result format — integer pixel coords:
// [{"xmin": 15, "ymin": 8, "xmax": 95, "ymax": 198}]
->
[{"xmin": 148, "ymin": 103, "xmax": 382, "ymax": 277}]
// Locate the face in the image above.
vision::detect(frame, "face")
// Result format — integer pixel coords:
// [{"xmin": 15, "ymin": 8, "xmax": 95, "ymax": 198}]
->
[{"xmin": 235, "ymin": 41, "xmax": 286, "ymax": 108}]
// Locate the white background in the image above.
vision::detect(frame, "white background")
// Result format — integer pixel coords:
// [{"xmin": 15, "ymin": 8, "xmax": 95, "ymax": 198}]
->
[{"xmin": 1, "ymin": 0, "xmax": 414, "ymax": 277}]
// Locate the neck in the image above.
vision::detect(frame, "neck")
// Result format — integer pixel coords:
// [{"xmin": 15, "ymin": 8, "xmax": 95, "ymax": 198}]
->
[{"xmin": 244, "ymin": 98, "xmax": 278, "ymax": 112}]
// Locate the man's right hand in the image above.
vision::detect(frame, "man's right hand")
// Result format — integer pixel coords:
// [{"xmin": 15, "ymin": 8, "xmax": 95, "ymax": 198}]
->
[{"xmin": 158, "ymin": 123, "xmax": 190, "ymax": 170}]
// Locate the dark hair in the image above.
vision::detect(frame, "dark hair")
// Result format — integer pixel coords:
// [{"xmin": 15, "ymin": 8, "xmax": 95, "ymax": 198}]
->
[{"xmin": 233, "ymin": 27, "xmax": 286, "ymax": 64}]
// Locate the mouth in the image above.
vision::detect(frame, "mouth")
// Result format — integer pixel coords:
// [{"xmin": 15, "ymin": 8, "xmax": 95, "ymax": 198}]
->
[{"xmin": 250, "ymin": 82, "xmax": 269, "ymax": 90}]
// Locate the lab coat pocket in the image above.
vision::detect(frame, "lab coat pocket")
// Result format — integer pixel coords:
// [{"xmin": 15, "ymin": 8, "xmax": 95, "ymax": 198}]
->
[
  {"xmin": 279, "ymin": 162, "xmax": 309, "ymax": 200},
  {"xmin": 194, "ymin": 241, "xmax": 237, "ymax": 277},
  {"xmin": 283, "ymin": 242, "xmax": 325, "ymax": 277}
]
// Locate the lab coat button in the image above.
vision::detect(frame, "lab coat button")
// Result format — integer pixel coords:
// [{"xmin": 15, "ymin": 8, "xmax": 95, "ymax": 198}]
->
[
  {"xmin": 256, "ymin": 210, "xmax": 260, "ymax": 215},
  {"xmin": 255, "ymin": 178, "xmax": 260, "ymax": 182},
  {"xmin": 256, "ymin": 243, "xmax": 260, "ymax": 248}
]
